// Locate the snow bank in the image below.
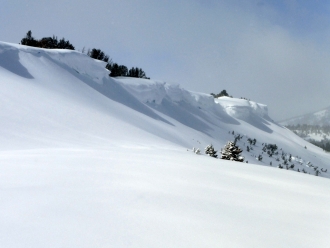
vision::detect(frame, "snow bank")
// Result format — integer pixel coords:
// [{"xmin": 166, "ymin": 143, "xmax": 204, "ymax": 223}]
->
[
  {"xmin": 216, "ymin": 96, "xmax": 269, "ymax": 119},
  {"xmin": 119, "ymin": 77, "xmax": 215, "ymax": 108},
  {"xmin": 118, "ymin": 78, "xmax": 270, "ymax": 123}
]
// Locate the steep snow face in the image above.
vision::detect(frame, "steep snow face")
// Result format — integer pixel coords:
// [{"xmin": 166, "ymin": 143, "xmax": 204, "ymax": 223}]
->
[
  {"xmin": 0, "ymin": 42, "xmax": 108, "ymax": 83},
  {"xmin": 119, "ymin": 78, "xmax": 269, "ymax": 120},
  {"xmin": 119, "ymin": 77, "xmax": 215, "ymax": 108}
]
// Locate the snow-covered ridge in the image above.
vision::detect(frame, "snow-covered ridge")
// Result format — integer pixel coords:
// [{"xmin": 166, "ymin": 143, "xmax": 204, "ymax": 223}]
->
[
  {"xmin": 119, "ymin": 77, "xmax": 215, "ymax": 107},
  {"xmin": 0, "ymin": 41, "xmax": 270, "ymax": 123},
  {"xmin": 0, "ymin": 41, "xmax": 329, "ymax": 175},
  {"xmin": 117, "ymin": 77, "xmax": 269, "ymax": 121},
  {"xmin": 1, "ymin": 41, "xmax": 330, "ymax": 248},
  {"xmin": 0, "ymin": 41, "xmax": 109, "ymax": 84}
]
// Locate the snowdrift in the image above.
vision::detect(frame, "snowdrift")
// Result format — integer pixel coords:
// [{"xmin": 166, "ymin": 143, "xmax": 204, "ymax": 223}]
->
[{"xmin": 1, "ymin": 42, "xmax": 330, "ymax": 247}]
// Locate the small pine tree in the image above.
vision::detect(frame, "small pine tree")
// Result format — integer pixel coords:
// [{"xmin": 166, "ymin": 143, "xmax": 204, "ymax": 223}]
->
[
  {"xmin": 221, "ymin": 141, "xmax": 244, "ymax": 162},
  {"xmin": 193, "ymin": 147, "xmax": 201, "ymax": 155},
  {"xmin": 21, "ymin": 30, "xmax": 38, "ymax": 47},
  {"xmin": 205, "ymin": 144, "xmax": 218, "ymax": 158}
]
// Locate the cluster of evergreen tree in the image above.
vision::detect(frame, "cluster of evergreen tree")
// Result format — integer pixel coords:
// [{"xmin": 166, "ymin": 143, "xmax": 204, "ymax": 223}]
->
[
  {"xmin": 87, "ymin": 48, "xmax": 110, "ymax": 62},
  {"xmin": 262, "ymin": 143, "xmax": 278, "ymax": 157},
  {"xmin": 286, "ymin": 124, "xmax": 330, "ymax": 151},
  {"xmin": 84, "ymin": 48, "xmax": 148, "ymax": 78},
  {"xmin": 202, "ymin": 141, "xmax": 244, "ymax": 162},
  {"xmin": 106, "ymin": 63, "xmax": 128, "ymax": 77},
  {"xmin": 286, "ymin": 124, "xmax": 330, "ymax": 136},
  {"xmin": 21, "ymin": 31, "xmax": 74, "ymax": 50},
  {"xmin": 105, "ymin": 63, "xmax": 149, "ymax": 79},
  {"xmin": 20, "ymin": 31, "xmax": 150, "ymax": 79},
  {"xmin": 309, "ymin": 139, "xmax": 330, "ymax": 152}
]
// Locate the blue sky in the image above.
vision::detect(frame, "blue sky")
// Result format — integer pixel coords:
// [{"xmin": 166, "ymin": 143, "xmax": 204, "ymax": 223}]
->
[{"xmin": 1, "ymin": 0, "xmax": 330, "ymax": 120}]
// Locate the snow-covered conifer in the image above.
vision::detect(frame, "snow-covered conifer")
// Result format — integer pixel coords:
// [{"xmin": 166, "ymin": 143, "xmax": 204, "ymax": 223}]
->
[
  {"xmin": 220, "ymin": 141, "xmax": 244, "ymax": 162},
  {"xmin": 205, "ymin": 144, "xmax": 217, "ymax": 158}
]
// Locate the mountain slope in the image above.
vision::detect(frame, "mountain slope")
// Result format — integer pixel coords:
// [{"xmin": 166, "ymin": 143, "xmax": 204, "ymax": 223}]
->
[
  {"xmin": 1, "ymin": 41, "xmax": 329, "ymax": 177},
  {"xmin": 1, "ymin": 42, "xmax": 330, "ymax": 247},
  {"xmin": 280, "ymin": 106, "xmax": 330, "ymax": 147},
  {"xmin": 280, "ymin": 106, "xmax": 330, "ymax": 127}
]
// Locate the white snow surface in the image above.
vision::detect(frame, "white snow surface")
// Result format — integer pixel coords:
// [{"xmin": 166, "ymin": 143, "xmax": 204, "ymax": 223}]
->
[{"xmin": 1, "ymin": 42, "xmax": 330, "ymax": 247}]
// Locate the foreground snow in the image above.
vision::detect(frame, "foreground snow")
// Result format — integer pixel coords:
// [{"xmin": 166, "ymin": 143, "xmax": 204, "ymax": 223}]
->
[
  {"xmin": 1, "ymin": 42, "xmax": 330, "ymax": 247},
  {"xmin": 1, "ymin": 147, "xmax": 330, "ymax": 248}
]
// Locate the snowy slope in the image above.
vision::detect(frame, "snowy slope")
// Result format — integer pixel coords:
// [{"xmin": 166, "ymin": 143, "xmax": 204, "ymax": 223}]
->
[{"xmin": 1, "ymin": 42, "xmax": 330, "ymax": 247}]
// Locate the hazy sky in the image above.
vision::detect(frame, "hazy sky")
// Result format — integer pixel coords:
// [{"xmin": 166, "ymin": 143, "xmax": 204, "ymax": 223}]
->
[{"xmin": 2, "ymin": 0, "xmax": 330, "ymax": 120}]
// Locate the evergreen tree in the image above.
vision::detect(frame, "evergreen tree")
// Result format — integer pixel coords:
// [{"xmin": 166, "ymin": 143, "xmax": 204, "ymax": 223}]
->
[
  {"xmin": 21, "ymin": 30, "xmax": 38, "ymax": 47},
  {"xmin": 221, "ymin": 141, "xmax": 244, "ymax": 162},
  {"xmin": 205, "ymin": 144, "xmax": 218, "ymax": 158}
]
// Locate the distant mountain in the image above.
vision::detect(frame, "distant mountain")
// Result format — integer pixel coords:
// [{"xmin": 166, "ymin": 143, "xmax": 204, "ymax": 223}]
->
[
  {"xmin": 279, "ymin": 106, "xmax": 330, "ymax": 150},
  {"xmin": 280, "ymin": 106, "xmax": 330, "ymax": 126}
]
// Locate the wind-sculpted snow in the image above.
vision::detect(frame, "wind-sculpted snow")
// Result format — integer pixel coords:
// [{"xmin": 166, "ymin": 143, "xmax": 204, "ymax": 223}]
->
[
  {"xmin": 1, "ymin": 42, "xmax": 330, "ymax": 247},
  {"xmin": 216, "ymin": 96, "xmax": 269, "ymax": 119},
  {"xmin": 119, "ymin": 77, "xmax": 215, "ymax": 109},
  {"xmin": 118, "ymin": 77, "xmax": 274, "ymax": 133},
  {"xmin": 0, "ymin": 42, "xmax": 34, "ymax": 78}
]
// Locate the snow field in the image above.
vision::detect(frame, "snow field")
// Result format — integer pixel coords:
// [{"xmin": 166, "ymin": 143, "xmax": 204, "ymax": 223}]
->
[{"xmin": 1, "ymin": 147, "xmax": 329, "ymax": 247}]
